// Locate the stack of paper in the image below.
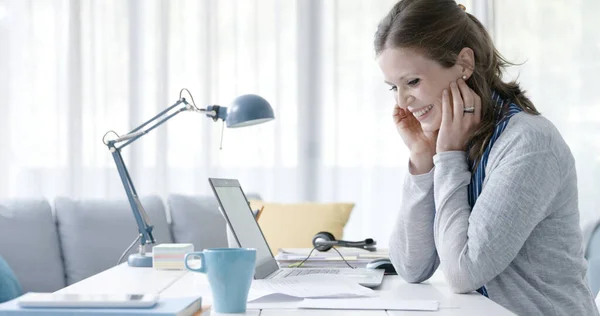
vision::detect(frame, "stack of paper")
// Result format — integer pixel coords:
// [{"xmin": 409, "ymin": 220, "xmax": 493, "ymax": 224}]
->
[
  {"xmin": 299, "ymin": 297, "xmax": 439, "ymax": 311},
  {"xmin": 249, "ymin": 274, "xmax": 376, "ymax": 299},
  {"xmin": 245, "ymin": 275, "xmax": 439, "ymax": 312},
  {"xmin": 276, "ymin": 248, "xmax": 389, "ymax": 268}
]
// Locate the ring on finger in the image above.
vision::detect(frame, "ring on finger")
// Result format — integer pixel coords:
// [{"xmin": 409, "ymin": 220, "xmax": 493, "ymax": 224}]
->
[{"xmin": 463, "ymin": 106, "xmax": 475, "ymax": 113}]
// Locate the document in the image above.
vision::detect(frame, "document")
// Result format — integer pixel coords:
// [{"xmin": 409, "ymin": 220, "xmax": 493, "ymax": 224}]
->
[
  {"xmin": 299, "ymin": 297, "xmax": 439, "ymax": 311},
  {"xmin": 249, "ymin": 274, "xmax": 376, "ymax": 299}
]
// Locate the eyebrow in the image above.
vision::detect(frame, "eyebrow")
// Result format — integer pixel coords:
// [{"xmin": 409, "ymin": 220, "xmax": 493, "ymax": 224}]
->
[{"xmin": 384, "ymin": 75, "xmax": 408, "ymax": 86}]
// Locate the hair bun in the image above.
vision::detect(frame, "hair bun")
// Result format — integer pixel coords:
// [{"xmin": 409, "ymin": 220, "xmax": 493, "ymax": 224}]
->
[{"xmin": 457, "ymin": 3, "xmax": 466, "ymax": 11}]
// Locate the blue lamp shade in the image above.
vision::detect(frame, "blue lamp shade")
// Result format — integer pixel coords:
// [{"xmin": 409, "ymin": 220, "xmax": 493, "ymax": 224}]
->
[{"xmin": 225, "ymin": 94, "xmax": 275, "ymax": 128}]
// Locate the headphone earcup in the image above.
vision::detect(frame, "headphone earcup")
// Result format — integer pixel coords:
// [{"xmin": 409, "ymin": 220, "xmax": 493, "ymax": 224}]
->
[{"xmin": 312, "ymin": 231, "xmax": 336, "ymax": 251}]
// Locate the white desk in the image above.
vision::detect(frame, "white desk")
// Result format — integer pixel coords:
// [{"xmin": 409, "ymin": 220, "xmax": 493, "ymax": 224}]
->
[{"xmin": 56, "ymin": 263, "xmax": 515, "ymax": 315}]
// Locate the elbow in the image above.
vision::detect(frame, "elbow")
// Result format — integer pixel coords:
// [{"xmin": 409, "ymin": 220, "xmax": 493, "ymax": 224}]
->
[
  {"xmin": 447, "ymin": 281, "xmax": 476, "ymax": 294},
  {"xmin": 402, "ymin": 275, "xmax": 429, "ymax": 284},
  {"xmin": 443, "ymin": 271, "xmax": 484, "ymax": 294},
  {"xmin": 392, "ymin": 255, "xmax": 439, "ymax": 284},
  {"xmin": 397, "ymin": 265, "xmax": 433, "ymax": 284}
]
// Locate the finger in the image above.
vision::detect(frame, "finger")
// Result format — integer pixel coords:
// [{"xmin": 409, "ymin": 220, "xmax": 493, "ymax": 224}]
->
[
  {"xmin": 393, "ymin": 104, "xmax": 400, "ymax": 123},
  {"xmin": 458, "ymin": 79, "xmax": 474, "ymax": 119},
  {"xmin": 393, "ymin": 104, "xmax": 408, "ymax": 123},
  {"xmin": 450, "ymin": 81, "xmax": 464, "ymax": 122},
  {"xmin": 472, "ymin": 89, "xmax": 482, "ymax": 125},
  {"xmin": 441, "ymin": 89, "xmax": 451, "ymax": 126}
]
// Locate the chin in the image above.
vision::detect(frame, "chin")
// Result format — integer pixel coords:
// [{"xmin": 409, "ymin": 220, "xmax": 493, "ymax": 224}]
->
[{"xmin": 418, "ymin": 108, "xmax": 441, "ymax": 133}]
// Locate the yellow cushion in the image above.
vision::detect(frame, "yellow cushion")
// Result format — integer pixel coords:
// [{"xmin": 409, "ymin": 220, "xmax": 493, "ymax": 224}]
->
[{"xmin": 249, "ymin": 201, "xmax": 354, "ymax": 255}]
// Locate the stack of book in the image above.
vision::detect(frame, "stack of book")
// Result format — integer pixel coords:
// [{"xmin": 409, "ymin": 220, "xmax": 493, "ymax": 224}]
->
[{"xmin": 275, "ymin": 248, "xmax": 389, "ymax": 268}]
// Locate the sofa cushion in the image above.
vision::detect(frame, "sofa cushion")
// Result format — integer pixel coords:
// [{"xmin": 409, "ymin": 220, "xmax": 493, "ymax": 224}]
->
[
  {"xmin": 587, "ymin": 223, "xmax": 600, "ymax": 260},
  {"xmin": 168, "ymin": 193, "xmax": 261, "ymax": 251},
  {"xmin": 54, "ymin": 196, "xmax": 172, "ymax": 285},
  {"xmin": 248, "ymin": 201, "xmax": 354, "ymax": 255},
  {"xmin": 0, "ymin": 256, "xmax": 22, "ymax": 303},
  {"xmin": 589, "ymin": 256, "xmax": 600, "ymax": 298},
  {"xmin": 0, "ymin": 199, "xmax": 65, "ymax": 292}
]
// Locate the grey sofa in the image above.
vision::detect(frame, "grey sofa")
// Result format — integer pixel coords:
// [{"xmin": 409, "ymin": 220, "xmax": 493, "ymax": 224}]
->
[{"xmin": 0, "ymin": 194, "xmax": 259, "ymax": 293}]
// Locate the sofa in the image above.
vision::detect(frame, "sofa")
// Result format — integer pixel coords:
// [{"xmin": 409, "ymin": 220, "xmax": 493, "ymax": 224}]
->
[
  {"xmin": 0, "ymin": 193, "xmax": 259, "ymax": 293},
  {"xmin": 2, "ymin": 195, "xmax": 600, "ymax": 297}
]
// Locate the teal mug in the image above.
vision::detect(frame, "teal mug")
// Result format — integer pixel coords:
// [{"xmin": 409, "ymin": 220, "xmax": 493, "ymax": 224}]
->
[{"xmin": 184, "ymin": 248, "xmax": 256, "ymax": 313}]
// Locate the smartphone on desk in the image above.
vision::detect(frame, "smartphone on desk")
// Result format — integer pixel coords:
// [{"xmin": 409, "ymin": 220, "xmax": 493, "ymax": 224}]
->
[{"xmin": 17, "ymin": 292, "xmax": 159, "ymax": 308}]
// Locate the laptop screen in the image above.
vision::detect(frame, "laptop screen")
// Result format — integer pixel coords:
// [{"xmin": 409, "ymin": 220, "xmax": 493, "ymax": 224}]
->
[{"xmin": 209, "ymin": 179, "xmax": 280, "ymax": 279}]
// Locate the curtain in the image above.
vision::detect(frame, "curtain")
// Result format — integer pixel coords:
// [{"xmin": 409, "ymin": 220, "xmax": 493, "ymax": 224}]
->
[
  {"xmin": 0, "ymin": 0, "xmax": 302, "ymax": 202},
  {"xmin": 492, "ymin": 0, "xmax": 600, "ymax": 228},
  {"xmin": 3, "ymin": 0, "xmax": 594, "ymax": 248}
]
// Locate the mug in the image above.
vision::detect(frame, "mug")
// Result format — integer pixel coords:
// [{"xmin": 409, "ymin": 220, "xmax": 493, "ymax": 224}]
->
[{"xmin": 184, "ymin": 248, "xmax": 256, "ymax": 313}]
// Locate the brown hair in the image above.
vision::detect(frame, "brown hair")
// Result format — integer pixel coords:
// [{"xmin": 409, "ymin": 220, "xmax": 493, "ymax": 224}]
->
[{"xmin": 374, "ymin": 0, "xmax": 539, "ymax": 167}]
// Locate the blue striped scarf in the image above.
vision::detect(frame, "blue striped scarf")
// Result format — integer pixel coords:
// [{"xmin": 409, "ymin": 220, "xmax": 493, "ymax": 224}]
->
[{"xmin": 468, "ymin": 91, "xmax": 522, "ymax": 297}]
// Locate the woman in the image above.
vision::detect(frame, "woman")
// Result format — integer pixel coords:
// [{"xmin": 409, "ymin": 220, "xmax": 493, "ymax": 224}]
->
[{"xmin": 375, "ymin": 0, "xmax": 598, "ymax": 315}]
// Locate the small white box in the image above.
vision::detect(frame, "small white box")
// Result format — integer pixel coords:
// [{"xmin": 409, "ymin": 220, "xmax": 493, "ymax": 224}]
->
[{"xmin": 152, "ymin": 243, "xmax": 194, "ymax": 270}]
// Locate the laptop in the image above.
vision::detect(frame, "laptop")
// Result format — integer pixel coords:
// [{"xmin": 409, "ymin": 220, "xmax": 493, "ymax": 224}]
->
[{"xmin": 208, "ymin": 178, "xmax": 384, "ymax": 288}]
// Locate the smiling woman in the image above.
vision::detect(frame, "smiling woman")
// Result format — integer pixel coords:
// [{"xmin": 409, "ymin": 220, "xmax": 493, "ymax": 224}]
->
[{"xmin": 376, "ymin": 0, "xmax": 599, "ymax": 315}]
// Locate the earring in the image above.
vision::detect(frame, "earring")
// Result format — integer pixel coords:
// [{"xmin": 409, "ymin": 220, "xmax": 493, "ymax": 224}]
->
[{"xmin": 462, "ymin": 75, "xmax": 467, "ymax": 80}]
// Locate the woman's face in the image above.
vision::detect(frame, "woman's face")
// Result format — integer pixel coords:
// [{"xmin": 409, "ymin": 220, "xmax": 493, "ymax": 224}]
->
[{"xmin": 377, "ymin": 47, "xmax": 464, "ymax": 133}]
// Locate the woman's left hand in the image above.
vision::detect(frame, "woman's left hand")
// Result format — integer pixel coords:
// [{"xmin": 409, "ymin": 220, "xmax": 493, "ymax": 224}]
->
[{"xmin": 436, "ymin": 79, "xmax": 482, "ymax": 153}]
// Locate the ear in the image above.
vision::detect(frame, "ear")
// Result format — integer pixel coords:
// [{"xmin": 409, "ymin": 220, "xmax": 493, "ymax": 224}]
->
[{"xmin": 456, "ymin": 47, "xmax": 475, "ymax": 79}]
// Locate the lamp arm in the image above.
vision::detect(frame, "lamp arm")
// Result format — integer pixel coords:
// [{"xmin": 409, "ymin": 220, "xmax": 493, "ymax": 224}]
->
[
  {"xmin": 109, "ymin": 146, "xmax": 155, "ymax": 246},
  {"xmin": 116, "ymin": 99, "xmax": 189, "ymax": 150},
  {"xmin": 104, "ymin": 98, "xmax": 210, "ymax": 247}
]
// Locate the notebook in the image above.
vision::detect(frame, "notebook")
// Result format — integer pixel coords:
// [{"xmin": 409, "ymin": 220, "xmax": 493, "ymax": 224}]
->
[{"xmin": 0, "ymin": 295, "xmax": 202, "ymax": 316}]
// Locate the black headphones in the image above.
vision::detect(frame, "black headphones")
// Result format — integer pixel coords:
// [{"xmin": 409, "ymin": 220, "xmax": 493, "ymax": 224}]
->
[{"xmin": 312, "ymin": 231, "xmax": 377, "ymax": 252}]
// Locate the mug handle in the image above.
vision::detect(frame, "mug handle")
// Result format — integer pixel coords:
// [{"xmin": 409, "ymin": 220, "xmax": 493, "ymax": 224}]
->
[{"xmin": 184, "ymin": 252, "xmax": 206, "ymax": 273}]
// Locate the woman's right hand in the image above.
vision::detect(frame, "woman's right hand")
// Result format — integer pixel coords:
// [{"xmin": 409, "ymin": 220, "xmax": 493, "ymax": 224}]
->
[
  {"xmin": 393, "ymin": 104, "xmax": 437, "ymax": 155},
  {"xmin": 393, "ymin": 104, "xmax": 437, "ymax": 174}
]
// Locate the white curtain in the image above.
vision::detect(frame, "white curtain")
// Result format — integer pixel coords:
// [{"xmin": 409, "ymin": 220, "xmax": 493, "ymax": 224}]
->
[
  {"xmin": 492, "ymin": 0, "xmax": 600, "ymax": 227},
  {"xmin": 0, "ymin": 0, "xmax": 303, "ymax": 201},
  {"xmin": 1, "ymin": 0, "xmax": 596, "ymax": 247}
]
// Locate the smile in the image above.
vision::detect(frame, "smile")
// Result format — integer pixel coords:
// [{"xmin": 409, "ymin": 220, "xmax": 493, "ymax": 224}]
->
[{"xmin": 412, "ymin": 104, "xmax": 434, "ymax": 117}]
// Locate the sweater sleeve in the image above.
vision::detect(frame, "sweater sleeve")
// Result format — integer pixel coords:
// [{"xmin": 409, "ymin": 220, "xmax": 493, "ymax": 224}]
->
[
  {"xmin": 389, "ymin": 165, "xmax": 440, "ymax": 283},
  {"xmin": 432, "ymin": 139, "xmax": 561, "ymax": 293}
]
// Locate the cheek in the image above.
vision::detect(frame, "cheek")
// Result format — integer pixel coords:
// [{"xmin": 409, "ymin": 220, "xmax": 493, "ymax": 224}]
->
[{"xmin": 421, "ymin": 78, "xmax": 447, "ymax": 99}]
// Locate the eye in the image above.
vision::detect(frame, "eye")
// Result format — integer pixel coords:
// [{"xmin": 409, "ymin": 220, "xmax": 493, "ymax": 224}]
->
[
  {"xmin": 388, "ymin": 85, "xmax": 398, "ymax": 92},
  {"xmin": 407, "ymin": 78, "xmax": 420, "ymax": 87}
]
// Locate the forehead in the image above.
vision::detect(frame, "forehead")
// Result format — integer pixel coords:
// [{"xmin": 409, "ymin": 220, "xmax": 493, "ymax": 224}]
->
[{"xmin": 377, "ymin": 47, "xmax": 439, "ymax": 78}]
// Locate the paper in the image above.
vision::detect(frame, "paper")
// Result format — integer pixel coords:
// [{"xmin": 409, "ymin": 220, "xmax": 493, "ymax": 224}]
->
[
  {"xmin": 249, "ymin": 274, "xmax": 376, "ymax": 299},
  {"xmin": 276, "ymin": 248, "xmax": 389, "ymax": 268},
  {"xmin": 246, "ymin": 293, "xmax": 303, "ymax": 310},
  {"xmin": 299, "ymin": 297, "xmax": 439, "ymax": 311}
]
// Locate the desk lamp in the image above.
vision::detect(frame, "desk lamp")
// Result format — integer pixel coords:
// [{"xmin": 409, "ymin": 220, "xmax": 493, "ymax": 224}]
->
[{"xmin": 103, "ymin": 89, "xmax": 274, "ymax": 267}]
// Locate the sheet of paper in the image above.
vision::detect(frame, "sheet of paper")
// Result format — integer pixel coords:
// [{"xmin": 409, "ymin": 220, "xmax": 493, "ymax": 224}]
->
[
  {"xmin": 246, "ymin": 293, "xmax": 304, "ymax": 309},
  {"xmin": 299, "ymin": 297, "xmax": 439, "ymax": 311},
  {"xmin": 250, "ymin": 274, "xmax": 376, "ymax": 299}
]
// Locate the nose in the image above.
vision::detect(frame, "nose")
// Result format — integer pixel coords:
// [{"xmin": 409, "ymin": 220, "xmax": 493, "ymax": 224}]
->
[{"xmin": 396, "ymin": 90, "xmax": 414, "ymax": 109}]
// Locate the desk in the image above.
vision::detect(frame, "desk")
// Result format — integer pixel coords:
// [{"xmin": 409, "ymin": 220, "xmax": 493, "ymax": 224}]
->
[{"xmin": 56, "ymin": 263, "xmax": 515, "ymax": 315}]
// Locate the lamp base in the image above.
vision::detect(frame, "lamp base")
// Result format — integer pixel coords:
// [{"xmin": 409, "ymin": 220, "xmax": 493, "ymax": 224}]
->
[{"xmin": 127, "ymin": 253, "xmax": 153, "ymax": 267}]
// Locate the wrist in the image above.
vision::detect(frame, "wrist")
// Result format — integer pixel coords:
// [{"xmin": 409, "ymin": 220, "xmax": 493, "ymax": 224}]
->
[
  {"xmin": 410, "ymin": 149, "xmax": 435, "ymax": 160},
  {"xmin": 409, "ymin": 151, "xmax": 434, "ymax": 175}
]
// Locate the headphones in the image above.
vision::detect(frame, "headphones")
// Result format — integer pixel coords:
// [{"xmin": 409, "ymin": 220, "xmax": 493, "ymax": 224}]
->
[{"xmin": 312, "ymin": 231, "xmax": 377, "ymax": 252}]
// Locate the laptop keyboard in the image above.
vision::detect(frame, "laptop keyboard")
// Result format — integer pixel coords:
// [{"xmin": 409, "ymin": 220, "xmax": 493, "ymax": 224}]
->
[{"xmin": 283, "ymin": 269, "xmax": 340, "ymax": 277}]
